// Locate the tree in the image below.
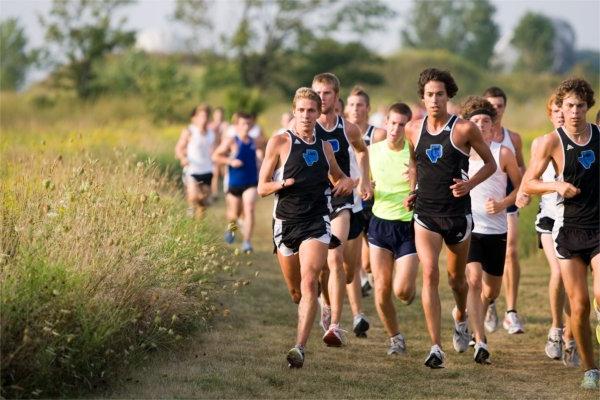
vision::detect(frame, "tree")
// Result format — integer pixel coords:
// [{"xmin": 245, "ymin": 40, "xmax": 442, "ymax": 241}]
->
[
  {"xmin": 171, "ymin": 0, "xmax": 213, "ymax": 52},
  {"xmin": 511, "ymin": 12, "xmax": 555, "ymax": 73},
  {"xmin": 174, "ymin": 0, "xmax": 395, "ymax": 90},
  {"xmin": 401, "ymin": 0, "xmax": 499, "ymax": 68},
  {"xmin": 0, "ymin": 18, "xmax": 37, "ymax": 90},
  {"xmin": 39, "ymin": 0, "xmax": 137, "ymax": 99}
]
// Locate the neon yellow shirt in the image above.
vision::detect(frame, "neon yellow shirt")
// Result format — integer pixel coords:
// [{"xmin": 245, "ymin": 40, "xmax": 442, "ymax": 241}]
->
[{"xmin": 370, "ymin": 140, "xmax": 413, "ymax": 221}]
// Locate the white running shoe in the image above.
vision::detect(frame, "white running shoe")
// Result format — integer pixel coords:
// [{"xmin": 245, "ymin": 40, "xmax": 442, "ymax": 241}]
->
[
  {"xmin": 323, "ymin": 323, "xmax": 347, "ymax": 347},
  {"xmin": 562, "ymin": 339, "xmax": 580, "ymax": 368},
  {"xmin": 452, "ymin": 306, "xmax": 470, "ymax": 353},
  {"xmin": 474, "ymin": 341, "xmax": 491, "ymax": 364},
  {"xmin": 484, "ymin": 301, "xmax": 499, "ymax": 333},
  {"xmin": 502, "ymin": 311, "xmax": 524, "ymax": 334},
  {"xmin": 387, "ymin": 333, "xmax": 406, "ymax": 356},
  {"xmin": 544, "ymin": 327, "xmax": 563, "ymax": 360},
  {"xmin": 287, "ymin": 346, "xmax": 304, "ymax": 369},
  {"xmin": 318, "ymin": 297, "xmax": 331, "ymax": 332},
  {"xmin": 581, "ymin": 368, "xmax": 600, "ymax": 390},
  {"xmin": 424, "ymin": 344, "xmax": 445, "ymax": 369}
]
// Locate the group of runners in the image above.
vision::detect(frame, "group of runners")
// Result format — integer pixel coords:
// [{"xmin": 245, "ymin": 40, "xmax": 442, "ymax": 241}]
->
[{"xmin": 176, "ymin": 69, "xmax": 599, "ymax": 390}]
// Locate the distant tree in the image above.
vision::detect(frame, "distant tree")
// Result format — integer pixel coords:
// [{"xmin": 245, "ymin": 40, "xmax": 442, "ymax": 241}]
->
[
  {"xmin": 39, "ymin": 0, "xmax": 137, "ymax": 99},
  {"xmin": 511, "ymin": 12, "xmax": 555, "ymax": 73},
  {"xmin": 174, "ymin": 0, "xmax": 395, "ymax": 91},
  {"xmin": 401, "ymin": 0, "xmax": 499, "ymax": 68},
  {"xmin": 0, "ymin": 18, "xmax": 37, "ymax": 90}
]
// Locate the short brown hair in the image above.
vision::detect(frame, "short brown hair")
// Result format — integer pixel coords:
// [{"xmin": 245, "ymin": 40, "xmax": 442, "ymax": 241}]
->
[
  {"xmin": 555, "ymin": 78, "xmax": 595, "ymax": 108},
  {"xmin": 190, "ymin": 103, "xmax": 212, "ymax": 119},
  {"xmin": 292, "ymin": 87, "xmax": 322, "ymax": 112},
  {"xmin": 483, "ymin": 86, "xmax": 507, "ymax": 105},
  {"xmin": 418, "ymin": 68, "xmax": 458, "ymax": 99},
  {"xmin": 546, "ymin": 93, "xmax": 559, "ymax": 118},
  {"xmin": 348, "ymin": 85, "xmax": 370, "ymax": 106},
  {"xmin": 461, "ymin": 96, "xmax": 497, "ymax": 122},
  {"xmin": 387, "ymin": 102, "xmax": 412, "ymax": 120},
  {"xmin": 312, "ymin": 72, "xmax": 341, "ymax": 94}
]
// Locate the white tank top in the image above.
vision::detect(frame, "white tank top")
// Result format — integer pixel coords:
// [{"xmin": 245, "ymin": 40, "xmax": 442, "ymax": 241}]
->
[
  {"xmin": 349, "ymin": 146, "xmax": 363, "ymax": 213},
  {"xmin": 537, "ymin": 162, "xmax": 558, "ymax": 220},
  {"xmin": 468, "ymin": 142, "xmax": 507, "ymax": 234},
  {"xmin": 186, "ymin": 124, "xmax": 215, "ymax": 175},
  {"xmin": 498, "ymin": 127, "xmax": 515, "ymax": 154}
]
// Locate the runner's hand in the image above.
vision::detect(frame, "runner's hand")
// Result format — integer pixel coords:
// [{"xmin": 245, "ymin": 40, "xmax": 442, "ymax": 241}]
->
[
  {"xmin": 450, "ymin": 178, "xmax": 472, "ymax": 197},
  {"xmin": 403, "ymin": 193, "xmax": 416, "ymax": 210},
  {"xmin": 229, "ymin": 159, "xmax": 243, "ymax": 168},
  {"xmin": 556, "ymin": 182, "xmax": 580, "ymax": 198},
  {"xmin": 485, "ymin": 197, "xmax": 503, "ymax": 214},
  {"xmin": 332, "ymin": 177, "xmax": 354, "ymax": 197},
  {"xmin": 515, "ymin": 191, "xmax": 530, "ymax": 208},
  {"xmin": 358, "ymin": 179, "xmax": 373, "ymax": 201}
]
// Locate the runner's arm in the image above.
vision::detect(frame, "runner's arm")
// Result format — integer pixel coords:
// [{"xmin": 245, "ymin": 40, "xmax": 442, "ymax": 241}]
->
[
  {"xmin": 345, "ymin": 121, "xmax": 373, "ymax": 200},
  {"xmin": 257, "ymin": 135, "xmax": 292, "ymax": 197},
  {"xmin": 175, "ymin": 129, "xmax": 190, "ymax": 167},
  {"xmin": 324, "ymin": 140, "xmax": 354, "ymax": 197},
  {"xmin": 212, "ymin": 137, "xmax": 239, "ymax": 167},
  {"xmin": 457, "ymin": 122, "xmax": 496, "ymax": 194}
]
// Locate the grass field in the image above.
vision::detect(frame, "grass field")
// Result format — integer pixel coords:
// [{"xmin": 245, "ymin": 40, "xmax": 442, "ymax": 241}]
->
[{"xmin": 100, "ymin": 197, "xmax": 599, "ymax": 399}]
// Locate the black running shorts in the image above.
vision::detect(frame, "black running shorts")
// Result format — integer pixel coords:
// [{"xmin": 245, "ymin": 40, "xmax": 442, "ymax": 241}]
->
[
  {"xmin": 228, "ymin": 184, "xmax": 257, "ymax": 198},
  {"xmin": 413, "ymin": 214, "xmax": 473, "ymax": 245},
  {"xmin": 467, "ymin": 233, "xmax": 507, "ymax": 277},
  {"xmin": 348, "ymin": 210, "xmax": 364, "ymax": 241},
  {"xmin": 272, "ymin": 216, "xmax": 334, "ymax": 257},
  {"xmin": 553, "ymin": 226, "xmax": 600, "ymax": 266},
  {"xmin": 536, "ymin": 216, "xmax": 554, "ymax": 249}
]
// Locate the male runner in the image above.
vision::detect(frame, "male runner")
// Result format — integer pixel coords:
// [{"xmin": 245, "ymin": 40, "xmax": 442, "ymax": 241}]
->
[
  {"xmin": 404, "ymin": 68, "xmax": 496, "ymax": 368},
  {"xmin": 461, "ymin": 96, "xmax": 522, "ymax": 364},
  {"xmin": 368, "ymin": 102, "xmax": 419, "ymax": 356},
  {"xmin": 257, "ymin": 87, "xmax": 354, "ymax": 368},
  {"xmin": 520, "ymin": 78, "xmax": 599, "ymax": 390},
  {"xmin": 212, "ymin": 112, "xmax": 259, "ymax": 253},
  {"xmin": 175, "ymin": 104, "xmax": 216, "ymax": 218},
  {"xmin": 312, "ymin": 73, "xmax": 372, "ymax": 346},
  {"xmin": 482, "ymin": 86, "xmax": 527, "ymax": 335},
  {"xmin": 344, "ymin": 86, "xmax": 387, "ymax": 337}
]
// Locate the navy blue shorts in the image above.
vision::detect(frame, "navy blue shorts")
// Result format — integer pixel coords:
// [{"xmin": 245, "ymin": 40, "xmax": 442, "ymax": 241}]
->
[{"xmin": 367, "ymin": 215, "xmax": 416, "ymax": 260}]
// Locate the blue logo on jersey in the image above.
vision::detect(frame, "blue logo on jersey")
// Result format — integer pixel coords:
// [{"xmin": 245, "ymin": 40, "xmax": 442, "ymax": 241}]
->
[
  {"xmin": 328, "ymin": 139, "xmax": 340, "ymax": 153},
  {"xmin": 426, "ymin": 144, "xmax": 443, "ymax": 163},
  {"xmin": 578, "ymin": 150, "xmax": 596, "ymax": 169},
  {"xmin": 303, "ymin": 149, "xmax": 319, "ymax": 166}
]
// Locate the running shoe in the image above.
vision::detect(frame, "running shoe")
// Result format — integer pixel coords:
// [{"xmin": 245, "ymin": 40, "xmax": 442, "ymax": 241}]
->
[
  {"xmin": 452, "ymin": 306, "xmax": 470, "ymax": 353},
  {"xmin": 318, "ymin": 297, "xmax": 331, "ymax": 332},
  {"xmin": 361, "ymin": 279, "xmax": 372, "ymax": 297},
  {"xmin": 424, "ymin": 344, "xmax": 445, "ymax": 369},
  {"xmin": 241, "ymin": 241, "xmax": 253, "ymax": 254},
  {"xmin": 287, "ymin": 346, "xmax": 304, "ymax": 369},
  {"xmin": 323, "ymin": 323, "xmax": 347, "ymax": 347},
  {"xmin": 581, "ymin": 368, "xmax": 600, "ymax": 390},
  {"xmin": 474, "ymin": 341, "xmax": 491, "ymax": 364},
  {"xmin": 502, "ymin": 311, "xmax": 524, "ymax": 334},
  {"xmin": 562, "ymin": 339, "xmax": 580, "ymax": 368},
  {"xmin": 224, "ymin": 230, "xmax": 235, "ymax": 244},
  {"xmin": 484, "ymin": 301, "xmax": 499, "ymax": 333},
  {"xmin": 387, "ymin": 333, "xmax": 406, "ymax": 356},
  {"xmin": 594, "ymin": 299, "xmax": 600, "ymax": 345},
  {"xmin": 545, "ymin": 327, "xmax": 563, "ymax": 360},
  {"xmin": 353, "ymin": 313, "xmax": 370, "ymax": 338},
  {"xmin": 469, "ymin": 335, "xmax": 475, "ymax": 347}
]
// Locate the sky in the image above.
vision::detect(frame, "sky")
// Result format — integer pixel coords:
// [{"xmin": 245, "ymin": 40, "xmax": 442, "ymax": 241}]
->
[{"xmin": 1, "ymin": 0, "xmax": 599, "ymax": 79}]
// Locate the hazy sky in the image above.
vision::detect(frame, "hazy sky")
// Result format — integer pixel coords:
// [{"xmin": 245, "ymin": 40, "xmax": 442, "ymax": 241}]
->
[{"xmin": 2, "ymin": 0, "xmax": 599, "ymax": 54}]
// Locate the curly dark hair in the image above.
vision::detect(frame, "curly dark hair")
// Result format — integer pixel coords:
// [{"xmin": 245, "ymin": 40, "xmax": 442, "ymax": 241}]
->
[
  {"xmin": 461, "ymin": 96, "xmax": 497, "ymax": 122},
  {"xmin": 555, "ymin": 78, "xmax": 595, "ymax": 108},
  {"xmin": 418, "ymin": 68, "xmax": 458, "ymax": 99}
]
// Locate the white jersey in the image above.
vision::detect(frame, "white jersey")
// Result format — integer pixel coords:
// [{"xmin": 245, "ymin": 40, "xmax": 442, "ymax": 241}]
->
[
  {"xmin": 497, "ymin": 127, "xmax": 516, "ymax": 154},
  {"xmin": 469, "ymin": 142, "xmax": 507, "ymax": 234},
  {"xmin": 186, "ymin": 124, "xmax": 215, "ymax": 175},
  {"xmin": 537, "ymin": 162, "xmax": 558, "ymax": 220}
]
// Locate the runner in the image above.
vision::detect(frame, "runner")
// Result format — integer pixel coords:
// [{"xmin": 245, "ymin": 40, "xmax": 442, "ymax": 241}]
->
[
  {"xmin": 461, "ymin": 96, "xmax": 522, "ymax": 364},
  {"xmin": 404, "ymin": 68, "xmax": 496, "ymax": 368},
  {"xmin": 517, "ymin": 94, "xmax": 578, "ymax": 366},
  {"xmin": 175, "ymin": 104, "xmax": 216, "ymax": 218},
  {"xmin": 368, "ymin": 102, "xmax": 419, "ymax": 355},
  {"xmin": 257, "ymin": 87, "xmax": 354, "ymax": 368},
  {"xmin": 344, "ymin": 86, "xmax": 387, "ymax": 337},
  {"xmin": 209, "ymin": 106, "xmax": 229, "ymax": 200},
  {"xmin": 520, "ymin": 78, "xmax": 599, "ymax": 390},
  {"xmin": 482, "ymin": 86, "xmax": 527, "ymax": 335},
  {"xmin": 212, "ymin": 112, "xmax": 260, "ymax": 253},
  {"xmin": 312, "ymin": 73, "xmax": 372, "ymax": 346}
]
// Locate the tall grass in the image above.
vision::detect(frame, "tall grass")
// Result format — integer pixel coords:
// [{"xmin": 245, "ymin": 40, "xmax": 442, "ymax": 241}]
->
[{"xmin": 0, "ymin": 133, "xmax": 242, "ymax": 398}]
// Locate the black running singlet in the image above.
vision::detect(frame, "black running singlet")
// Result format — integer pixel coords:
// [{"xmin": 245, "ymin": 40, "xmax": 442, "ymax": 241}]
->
[
  {"xmin": 363, "ymin": 125, "xmax": 375, "ymax": 147},
  {"xmin": 414, "ymin": 115, "xmax": 471, "ymax": 217},
  {"xmin": 556, "ymin": 124, "xmax": 599, "ymax": 229},
  {"xmin": 316, "ymin": 115, "xmax": 354, "ymax": 209},
  {"xmin": 273, "ymin": 130, "xmax": 332, "ymax": 221}
]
